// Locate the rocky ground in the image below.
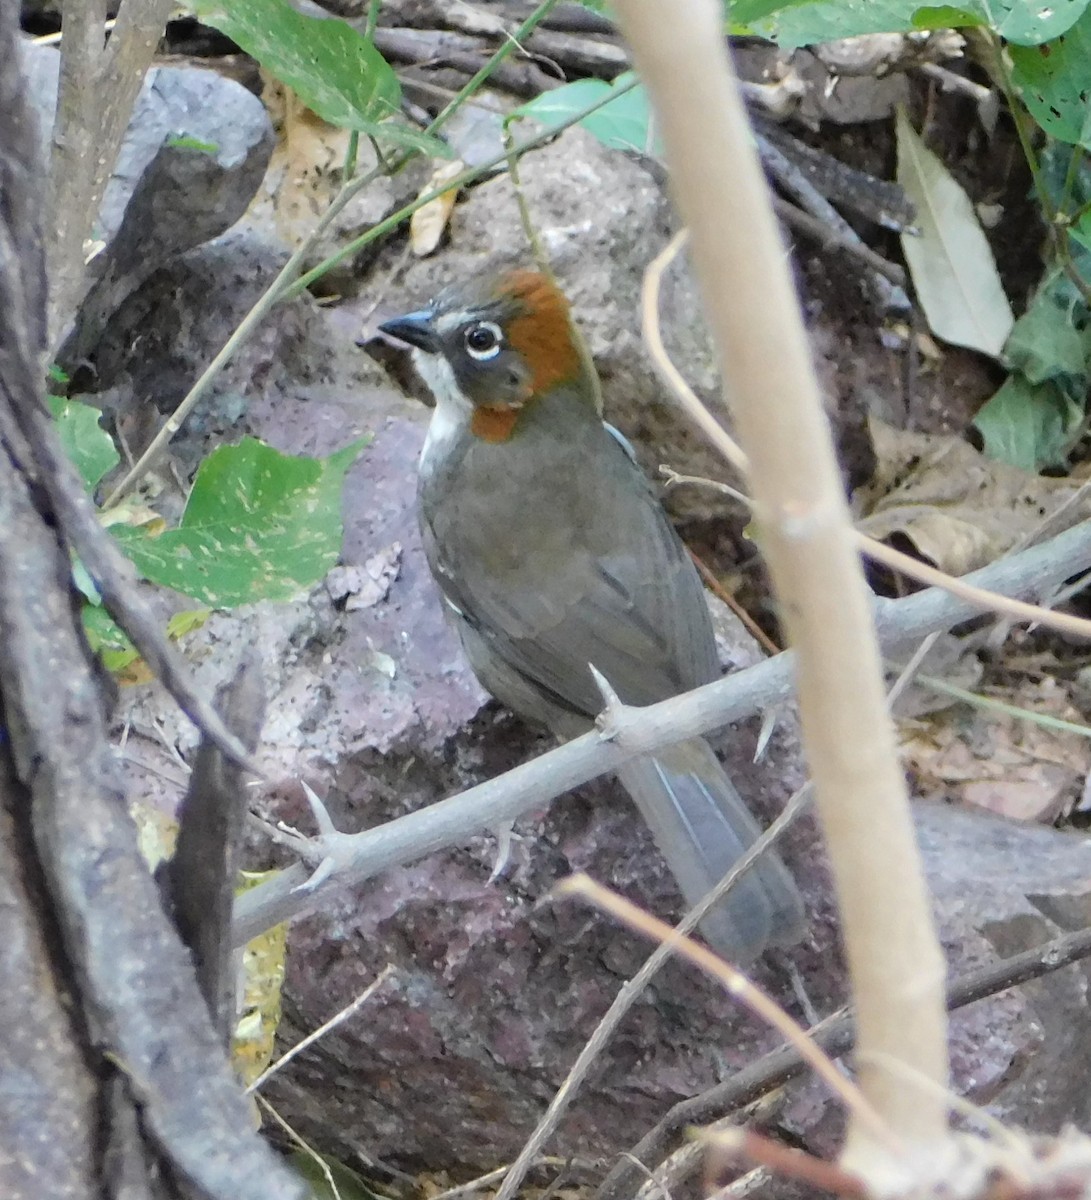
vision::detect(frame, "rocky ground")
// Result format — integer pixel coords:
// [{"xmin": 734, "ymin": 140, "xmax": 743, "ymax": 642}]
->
[{"xmin": 20, "ymin": 13, "xmax": 1091, "ymax": 1188}]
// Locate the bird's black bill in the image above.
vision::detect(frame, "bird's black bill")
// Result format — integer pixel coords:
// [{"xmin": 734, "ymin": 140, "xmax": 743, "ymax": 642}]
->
[{"xmin": 378, "ymin": 310, "xmax": 440, "ymax": 352}]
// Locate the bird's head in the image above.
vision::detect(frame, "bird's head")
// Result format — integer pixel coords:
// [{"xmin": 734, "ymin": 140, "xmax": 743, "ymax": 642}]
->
[{"xmin": 379, "ymin": 270, "xmax": 586, "ymax": 443}]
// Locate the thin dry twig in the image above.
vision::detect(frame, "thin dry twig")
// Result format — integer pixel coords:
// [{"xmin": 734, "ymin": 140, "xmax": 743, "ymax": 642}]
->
[
  {"xmin": 862, "ymin": 537, "xmax": 1091, "ymax": 642},
  {"xmin": 688, "ymin": 549, "xmax": 782, "ymax": 656},
  {"xmin": 557, "ymin": 875, "xmax": 896, "ymax": 1147},
  {"xmin": 597, "ymin": 922, "xmax": 1091, "ymax": 1200},
  {"xmin": 491, "ymin": 784, "xmax": 812, "ymax": 1200},
  {"xmin": 257, "ymin": 1096, "xmax": 345, "ymax": 1200},
  {"xmin": 644, "ymin": 231, "xmax": 1091, "ymax": 648},
  {"xmin": 704, "ymin": 1129, "xmax": 868, "ymax": 1199},
  {"xmin": 430, "ymin": 1157, "xmax": 596, "ymax": 1200},
  {"xmin": 248, "ymin": 964, "xmax": 396, "ymax": 1094}
]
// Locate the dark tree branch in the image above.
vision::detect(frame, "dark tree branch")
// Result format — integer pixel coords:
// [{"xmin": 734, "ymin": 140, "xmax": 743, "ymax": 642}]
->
[
  {"xmin": 0, "ymin": 10, "xmax": 301, "ymax": 1196},
  {"xmin": 164, "ymin": 654, "xmax": 266, "ymax": 1042}
]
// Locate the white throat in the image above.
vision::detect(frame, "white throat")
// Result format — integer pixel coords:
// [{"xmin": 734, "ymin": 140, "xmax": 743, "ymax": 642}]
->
[{"xmin": 414, "ymin": 349, "xmax": 473, "ymax": 467}]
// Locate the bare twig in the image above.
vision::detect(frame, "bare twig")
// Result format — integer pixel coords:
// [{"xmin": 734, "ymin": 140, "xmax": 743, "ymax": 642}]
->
[
  {"xmin": 861, "ymin": 536, "xmax": 1091, "ymax": 643},
  {"xmin": 598, "ymin": 922, "xmax": 1091, "ymax": 1200},
  {"xmin": 490, "ymin": 784, "xmax": 812, "ymax": 1200},
  {"xmin": 556, "ymin": 875, "xmax": 894, "ymax": 1146},
  {"xmin": 257, "ymin": 1097, "xmax": 346, "ymax": 1200},
  {"xmin": 704, "ymin": 1129, "xmax": 868, "ymax": 1199},
  {"xmin": 248, "ymin": 965, "xmax": 395, "ymax": 1094}
]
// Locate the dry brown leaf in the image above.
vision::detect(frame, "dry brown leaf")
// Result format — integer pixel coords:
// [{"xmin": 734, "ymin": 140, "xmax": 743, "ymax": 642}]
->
[
  {"xmin": 855, "ymin": 418, "xmax": 1091, "ymax": 573},
  {"xmin": 268, "ymin": 85, "xmax": 352, "ymax": 247},
  {"xmin": 900, "ymin": 675, "xmax": 1090, "ymax": 823},
  {"xmin": 410, "ymin": 159, "xmax": 465, "ymax": 257}
]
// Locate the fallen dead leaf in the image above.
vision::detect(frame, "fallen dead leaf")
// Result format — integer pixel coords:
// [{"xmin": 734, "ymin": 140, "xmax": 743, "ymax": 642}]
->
[
  {"xmin": 896, "ymin": 107, "xmax": 1013, "ymax": 357},
  {"xmin": 855, "ymin": 418, "xmax": 1091, "ymax": 573},
  {"xmin": 410, "ymin": 159, "xmax": 466, "ymax": 257},
  {"xmin": 900, "ymin": 674, "xmax": 1091, "ymax": 823}
]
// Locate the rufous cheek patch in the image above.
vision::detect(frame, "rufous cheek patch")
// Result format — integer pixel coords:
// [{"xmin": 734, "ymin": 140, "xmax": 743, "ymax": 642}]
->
[{"xmin": 471, "ymin": 405, "xmax": 521, "ymax": 443}]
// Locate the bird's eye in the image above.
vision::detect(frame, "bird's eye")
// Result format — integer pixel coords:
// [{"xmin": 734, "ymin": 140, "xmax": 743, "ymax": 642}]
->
[{"xmin": 464, "ymin": 322, "xmax": 503, "ymax": 361}]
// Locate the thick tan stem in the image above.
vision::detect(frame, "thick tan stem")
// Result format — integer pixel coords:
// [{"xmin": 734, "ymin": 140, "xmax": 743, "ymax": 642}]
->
[{"xmin": 611, "ymin": 0, "xmax": 952, "ymax": 1180}]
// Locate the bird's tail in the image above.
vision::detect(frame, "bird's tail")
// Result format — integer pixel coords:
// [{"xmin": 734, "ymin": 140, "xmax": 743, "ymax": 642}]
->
[{"xmin": 616, "ymin": 738, "xmax": 805, "ymax": 962}]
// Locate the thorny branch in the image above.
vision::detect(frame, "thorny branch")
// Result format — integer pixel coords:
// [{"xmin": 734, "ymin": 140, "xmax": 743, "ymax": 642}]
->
[{"xmin": 233, "ymin": 517, "xmax": 1091, "ymax": 945}]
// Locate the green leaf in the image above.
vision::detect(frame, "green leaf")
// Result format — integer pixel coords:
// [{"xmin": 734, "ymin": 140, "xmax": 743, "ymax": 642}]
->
[
  {"xmin": 728, "ymin": 0, "xmax": 812, "ymax": 21},
  {"xmin": 192, "ymin": 0, "xmax": 445, "ymax": 154},
  {"xmin": 1010, "ymin": 10, "xmax": 1091, "ymax": 146},
  {"xmin": 1004, "ymin": 274, "xmax": 1091, "ymax": 383},
  {"xmin": 511, "ymin": 73, "xmax": 654, "ymax": 153},
  {"xmin": 752, "ymin": 0, "xmax": 1088, "ymax": 47},
  {"xmin": 973, "ymin": 375, "xmax": 1082, "ymax": 469},
  {"xmin": 911, "ymin": 7, "xmax": 982, "ymax": 26},
  {"xmin": 896, "ymin": 109, "xmax": 1013, "ymax": 356},
  {"xmin": 82, "ymin": 605, "xmax": 140, "ymax": 673},
  {"xmin": 987, "ymin": 0, "xmax": 1091, "ymax": 44},
  {"xmin": 290, "ymin": 1151, "xmax": 382, "ymax": 1200},
  {"xmin": 754, "ymin": 0, "xmax": 979, "ymax": 47},
  {"xmin": 165, "ymin": 134, "xmax": 220, "ymax": 153},
  {"xmin": 49, "ymin": 396, "xmax": 120, "ymax": 491},
  {"xmin": 114, "ymin": 437, "xmax": 368, "ymax": 608}
]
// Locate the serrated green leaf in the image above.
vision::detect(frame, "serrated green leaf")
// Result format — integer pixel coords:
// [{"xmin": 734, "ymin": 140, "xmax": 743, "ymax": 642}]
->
[
  {"xmin": 192, "ymin": 0, "xmax": 445, "ymax": 154},
  {"xmin": 49, "ymin": 396, "xmax": 120, "ymax": 491},
  {"xmin": 511, "ymin": 73, "xmax": 654, "ymax": 153},
  {"xmin": 1010, "ymin": 10, "xmax": 1091, "ymax": 145},
  {"xmin": 896, "ymin": 108, "xmax": 1013, "ymax": 356},
  {"xmin": 114, "ymin": 437, "xmax": 368, "ymax": 608},
  {"xmin": 973, "ymin": 375, "xmax": 1082, "ymax": 469}
]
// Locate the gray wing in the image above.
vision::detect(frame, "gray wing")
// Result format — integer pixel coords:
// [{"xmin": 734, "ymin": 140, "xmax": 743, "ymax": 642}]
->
[{"xmin": 421, "ymin": 431, "xmax": 720, "ymax": 722}]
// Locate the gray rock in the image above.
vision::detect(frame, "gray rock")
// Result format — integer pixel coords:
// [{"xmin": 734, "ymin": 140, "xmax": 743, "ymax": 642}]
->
[
  {"xmin": 18, "ymin": 43, "xmax": 274, "ymax": 363},
  {"xmin": 98, "ymin": 123, "xmax": 1091, "ymax": 1179}
]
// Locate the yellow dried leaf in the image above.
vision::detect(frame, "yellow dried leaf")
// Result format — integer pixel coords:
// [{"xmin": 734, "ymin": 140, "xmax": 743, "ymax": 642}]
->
[{"xmin": 410, "ymin": 159, "xmax": 465, "ymax": 257}]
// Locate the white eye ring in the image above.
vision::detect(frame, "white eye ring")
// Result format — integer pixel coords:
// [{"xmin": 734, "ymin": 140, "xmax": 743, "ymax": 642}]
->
[{"xmin": 464, "ymin": 321, "xmax": 503, "ymax": 361}]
